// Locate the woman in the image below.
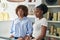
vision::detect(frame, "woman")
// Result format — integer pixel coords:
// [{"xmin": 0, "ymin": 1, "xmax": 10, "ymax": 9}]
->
[
  {"xmin": 32, "ymin": 4, "xmax": 48, "ymax": 40},
  {"xmin": 10, "ymin": 5, "xmax": 33, "ymax": 40}
]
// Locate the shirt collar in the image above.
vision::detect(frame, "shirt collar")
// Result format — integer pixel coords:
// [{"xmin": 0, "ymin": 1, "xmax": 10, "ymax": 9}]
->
[{"xmin": 18, "ymin": 17, "xmax": 27, "ymax": 20}]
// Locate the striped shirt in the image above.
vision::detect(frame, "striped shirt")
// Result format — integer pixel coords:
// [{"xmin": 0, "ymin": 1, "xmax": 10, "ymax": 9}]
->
[{"xmin": 10, "ymin": 17, "xmax": 33, "ymax": 37}]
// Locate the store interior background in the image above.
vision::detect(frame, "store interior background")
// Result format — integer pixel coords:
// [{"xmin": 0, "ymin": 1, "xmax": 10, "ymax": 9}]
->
[
  {"xmin": 0, "ymin": 0, "xmax": 41, "ymax": 38},
  {"xmin": 0, "ymin": 0, "xmax": 60, "ymax": 40}
]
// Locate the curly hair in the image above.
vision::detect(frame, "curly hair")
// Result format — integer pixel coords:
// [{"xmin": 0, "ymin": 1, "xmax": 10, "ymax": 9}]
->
[{"xmin": 16, "ymin": 5, "xmax": 28, "ymax": 17}]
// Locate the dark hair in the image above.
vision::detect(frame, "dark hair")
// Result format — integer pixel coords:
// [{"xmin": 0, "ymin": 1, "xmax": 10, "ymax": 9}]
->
[
  {"xmin": 36, "ymin": 4, "xmax": 48, "ymax": 14},
  {"xmin": 16, "ymin": 5, "xmax": 28, "ymax": 17}
]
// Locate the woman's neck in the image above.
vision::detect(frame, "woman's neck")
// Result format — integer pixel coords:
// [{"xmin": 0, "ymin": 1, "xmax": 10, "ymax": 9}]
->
[
  {"xmin": 18, "ymin": 16, "xmax": 24, "ymax": 19},
  {"xmin": 39, "ymin": 16, "xmax": 43, "ymax": 19}
]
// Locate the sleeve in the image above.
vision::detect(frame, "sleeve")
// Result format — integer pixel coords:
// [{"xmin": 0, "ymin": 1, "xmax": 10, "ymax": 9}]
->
[
  {"xmin": 41, "ymin": 19, "xmax": 48, "ymax": 27},
  {"xmin": 26, "ymin": 20, "xmax": 33, "ymax": 36},
  {"xmin": 10, "ymin": 21, "xmax": 14, "ymax": 35}
]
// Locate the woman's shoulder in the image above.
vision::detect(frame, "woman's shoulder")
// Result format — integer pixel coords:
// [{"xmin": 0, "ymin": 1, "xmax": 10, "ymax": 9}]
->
[
  {"xmin": 12, "ymin": 18, "xmax": 19, "ymax": 24},
  {"xmin": 26, "ymin": 17, "xmax": 32, "ymax": 22},
  {"xmin": 13, "ymin": 18, "xmax": 19, "ymax": 21},
  {"xmin": 39, "ymin": 18, "xmax": 47, "ymax": 24},
  {"xmin": 42, "ymin": 18, "xmax": 47, "ymax": 21}
]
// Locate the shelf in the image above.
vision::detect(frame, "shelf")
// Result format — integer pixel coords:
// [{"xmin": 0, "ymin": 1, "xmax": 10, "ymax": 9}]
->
[
  {"xmin": 0, "ymin": 19, "xmax": 13, "ymax": 22},
  {"xmin": 46, "ymin": 35, "xmax": 60, "ymax": 39},
  {"xmin": 28, "ymin": 2, "xmax": 36, "ymax": 5},
  {"xmin": 0, "ymin": 15, "xmax": 35, "ymax": 22},
  {"xmin": 27, "ymin": 15, "xmax": 35, "ymax": 18},
  {"xmin": 47, "ymin": 5, "xmax": 60, "ymax": 8},
  {"xmin": 0, "ymin": 20, "xmax": 12, "ymax": 22},
  {"xmin": 48, "ymin": 21, "xmax": 60, "ymax": 23}
]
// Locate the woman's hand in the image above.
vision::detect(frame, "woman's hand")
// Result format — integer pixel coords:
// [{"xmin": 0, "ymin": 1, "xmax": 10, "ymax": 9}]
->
[
  {"xmin": 32, "ymin": 38, "xmax": 37, "ymax": 40},
  {"xmin": 10, "ymin": 35, "xmax": 14, "ymax": 38},
  {"xmin": 17, "ymin": 38, "xmax": 23, "ymax": 40},
  {"xmin": 24, "ymin": 35, "xmax": 31, "ymax": 40}
]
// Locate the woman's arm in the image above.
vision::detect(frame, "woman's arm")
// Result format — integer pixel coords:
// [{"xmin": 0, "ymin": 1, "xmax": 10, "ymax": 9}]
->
[
  {"xmin": 26, "ymin": 20, "xmax": 33, "ymax": 36},
  {"xmin": 25, "ymin": 20, "xmax": 33, "ymax": 40},
  {"xmin": 36, "ymin": 25, "xmax": 47, "ymax": 40}
]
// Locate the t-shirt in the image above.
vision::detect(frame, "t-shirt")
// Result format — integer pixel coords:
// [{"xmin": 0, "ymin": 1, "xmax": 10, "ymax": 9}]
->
[{"xmin": 32, "ymin": 18, "xmax": 48, "ymax": 38}]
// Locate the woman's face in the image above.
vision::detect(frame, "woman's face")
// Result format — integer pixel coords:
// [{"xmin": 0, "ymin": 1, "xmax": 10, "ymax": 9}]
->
[
  {"xmin": 34, "ymin": 8, "xmax": 43, "ymax": 18},
  {"xmin": 17, "ymin": 9, "xmax": 24, "ymax": 17}
]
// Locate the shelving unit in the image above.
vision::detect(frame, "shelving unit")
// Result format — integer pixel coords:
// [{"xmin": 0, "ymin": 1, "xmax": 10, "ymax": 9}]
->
[
  {"xmin": 47, "ymin": 5, "xmax": 60, "ymax": 8},
  {"xmin": 41, "ymin": 0, "xmax": 60, "ymax": 40},
  {"xmin": 48, "ymin": 21, "xmax": 60, "ymax": 23},
  {"xmin": 46, "ymin": 35, "xmax": 60, "ymax": 39}
]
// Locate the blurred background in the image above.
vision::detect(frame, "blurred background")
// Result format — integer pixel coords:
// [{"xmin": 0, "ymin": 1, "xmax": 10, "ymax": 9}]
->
[{"xmin": 0, "ymin": 0, "xmax": 60, "ymax": 40}]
